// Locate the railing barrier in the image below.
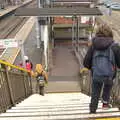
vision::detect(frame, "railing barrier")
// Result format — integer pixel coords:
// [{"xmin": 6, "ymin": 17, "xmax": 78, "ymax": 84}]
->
[{"xmin": 0, "ymin": 59, "xmax": 32, "ymax": 113}]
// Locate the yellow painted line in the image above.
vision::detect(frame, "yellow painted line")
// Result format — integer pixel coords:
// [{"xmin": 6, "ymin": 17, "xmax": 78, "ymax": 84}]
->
[
  {"xmin": 0, "ymin": 59, "xmax": 29, "ymax": 73},
  {"xmin": 96, "ymin": 118, "xmax": 120, "ymax": 120}
]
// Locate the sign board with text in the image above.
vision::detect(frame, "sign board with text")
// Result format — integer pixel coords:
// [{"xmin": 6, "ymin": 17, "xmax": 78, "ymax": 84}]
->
[
  {"xmin": 0, "ymin": 39, "xmax": 18, "ymax": 48},
  {"xmin": 81, "ymin": 16, "xmax": 90, "ymax": 24}
]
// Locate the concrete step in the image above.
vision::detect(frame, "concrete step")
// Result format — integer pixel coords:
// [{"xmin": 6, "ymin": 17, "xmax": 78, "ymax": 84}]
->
[
  {"xmin": 46, "ymin": 76, "xmax": 81, "ymax": 93},
  {"xmin": 0, "ymin": 93, "xmax": 119, "ymax": 120}
]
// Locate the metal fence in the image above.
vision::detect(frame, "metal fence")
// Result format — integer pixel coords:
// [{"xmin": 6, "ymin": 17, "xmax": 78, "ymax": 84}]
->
[
  {"xmin": 79, "ymin": 46, "xmax": 120, "ymax": 110},
  {"xmin": 80, "ymin": 70, "xmax": 120, "ymax": 109},
  {"xmin": 0, "ymin": 62, "xmax": 32, "ymax": 113},
  {"xmin": 111, "ymin": 70, "xmax": 120, "ymax": 108}
]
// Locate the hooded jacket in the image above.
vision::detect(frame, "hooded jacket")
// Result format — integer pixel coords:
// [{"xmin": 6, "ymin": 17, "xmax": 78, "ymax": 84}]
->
[
  {"xmin": 83, "ymin": 36, "xmax": 120, "ymax": 71},
  {"xmin": 35, "ymin": 64, "xmax": 48, "ymax": 83}
]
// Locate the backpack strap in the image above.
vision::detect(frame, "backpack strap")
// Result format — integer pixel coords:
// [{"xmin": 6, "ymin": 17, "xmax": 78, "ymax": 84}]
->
[
  {"xmin": 108, "ymin": 43, "xmax": 117, "ymax": 79},
  {"xmin": 39, "ymin": 70, "xmax": 43, "ymax": 76},
  {"xmin": 108, "ymin": 43, "xmax": 116, "ymax": 64},
  {"xmin": 36, "ymin": 70, "xmax": 44, "ymax": 77}
]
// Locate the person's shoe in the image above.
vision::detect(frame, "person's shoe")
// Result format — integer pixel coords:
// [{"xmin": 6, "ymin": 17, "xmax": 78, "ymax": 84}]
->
[
  {"xmin": 102, "ymin": 103, "xmax": 112, "ymax": 109},
  {"xmin": 89, "ymin": 111, "xmax": 96, "ymax": 114},
  {"xmin": 89, "ymin": 108, "xmax": 96, "ymax": 114}
]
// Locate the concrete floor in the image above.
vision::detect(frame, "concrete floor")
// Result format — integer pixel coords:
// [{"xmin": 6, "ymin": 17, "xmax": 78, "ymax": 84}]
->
[{"xmin": 46, "ymin": 43, "xmax": 81, "ymax": 93}]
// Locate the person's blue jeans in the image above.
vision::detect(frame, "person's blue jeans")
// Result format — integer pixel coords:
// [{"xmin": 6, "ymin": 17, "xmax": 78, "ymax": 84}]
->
[{"xmin": 90, "ymin": 80, "xmax": 113, "ymax": 112}]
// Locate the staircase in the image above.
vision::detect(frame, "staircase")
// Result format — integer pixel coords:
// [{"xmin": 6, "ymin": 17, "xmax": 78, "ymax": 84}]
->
[
  {"xmin": 0, "ymin": 93, "xmax": 120, "ymax": 120},
  {"xmin": 45, "ymin": 43, "xmax": 81, "ymax": 93},
  {"xmin": 0, "ymin": 48, "xmax": 19, "ymax": 63},
  {"xmin": 46, "ymin": 76, "xmax": 81, "ymax": 93}
]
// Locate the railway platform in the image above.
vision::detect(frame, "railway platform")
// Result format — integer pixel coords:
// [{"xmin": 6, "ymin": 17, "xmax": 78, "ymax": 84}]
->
[
  {"xmin": 0, "ymin": 0, "xmax": 35, "ymax": 63},
  {"xmin": 0, "ymin": 0, "xmax": 33, "ymax": 18}
]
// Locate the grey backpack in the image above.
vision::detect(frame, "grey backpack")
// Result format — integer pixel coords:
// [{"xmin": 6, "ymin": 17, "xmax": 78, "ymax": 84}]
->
[
  {"xmin": 92, "ymin": 45, "xmax": 116, "ymax": 80},
  {"xmin": 36, "ymin": 71, "xmax": 44, "ymax": 81}
]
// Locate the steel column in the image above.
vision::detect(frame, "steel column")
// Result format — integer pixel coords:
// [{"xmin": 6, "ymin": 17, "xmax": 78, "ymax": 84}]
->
[{"xmin": 72, "ymin": 16, "xmax": 75, "ymax": 49}]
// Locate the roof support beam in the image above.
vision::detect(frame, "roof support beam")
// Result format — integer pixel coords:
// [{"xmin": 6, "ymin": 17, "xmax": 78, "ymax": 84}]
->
[{"xmin": 15, "ymin": 7, "xmax": 102, "ymax": 17}]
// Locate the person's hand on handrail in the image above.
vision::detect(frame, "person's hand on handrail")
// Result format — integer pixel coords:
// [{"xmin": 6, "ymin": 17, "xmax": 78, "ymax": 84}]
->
[{"xmin": 80, "ymin": 67, "xmax": 89, "ymax": 74}]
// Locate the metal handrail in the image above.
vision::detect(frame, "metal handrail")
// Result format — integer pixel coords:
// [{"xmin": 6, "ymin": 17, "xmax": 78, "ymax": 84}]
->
[
  {"xmin": 0, "ymin": 59, "xmax": 32, "ymax": 113},
  {"xmin": 80, "ymin": 69, "xmax": 120, "ymax": 109},
  {"xmin": 111, "ymin": 70, "xmax": 120, "ymax": 109},
  {"xmin": 0, "ymin": 59, "xmax": 29, "ymax": 72}
]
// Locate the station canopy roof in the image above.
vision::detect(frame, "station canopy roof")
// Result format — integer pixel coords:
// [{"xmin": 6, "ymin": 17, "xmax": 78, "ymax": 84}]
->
[{"xmin": 15, "ymin": 7, "xmax": 102, "ymax": 17}]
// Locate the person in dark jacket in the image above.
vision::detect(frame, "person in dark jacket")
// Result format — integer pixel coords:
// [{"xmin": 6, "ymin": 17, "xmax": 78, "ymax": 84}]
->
[{"xmin": 83, "ymin": 24, "xmax": 120, "ymax": 114}]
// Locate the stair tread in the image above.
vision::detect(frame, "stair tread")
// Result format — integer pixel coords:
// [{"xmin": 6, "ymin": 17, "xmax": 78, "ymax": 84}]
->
[{"xmin": 0, "ymin": 93, "xmax": 119, "ymax": 120}]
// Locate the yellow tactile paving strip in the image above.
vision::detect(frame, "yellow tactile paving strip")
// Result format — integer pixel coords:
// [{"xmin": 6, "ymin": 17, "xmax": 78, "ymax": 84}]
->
[{"xmin": 96, "ymin": 117, "xmax": 120, "ymax": 120}]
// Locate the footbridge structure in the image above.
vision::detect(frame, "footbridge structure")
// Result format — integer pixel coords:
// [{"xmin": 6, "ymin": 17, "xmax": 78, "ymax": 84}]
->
[{"xmin": 0, "ymin": 1, "xmax": 120, "ymax": 119}]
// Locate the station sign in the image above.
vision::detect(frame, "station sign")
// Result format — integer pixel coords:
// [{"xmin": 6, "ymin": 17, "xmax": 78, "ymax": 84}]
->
[
  {"xmin": 0, "ymin": 39, "xmax": 18, "ymax": 48},
  {"xmin": 81, "ymin": 16, "xmax": 90, "ymax": 24}
]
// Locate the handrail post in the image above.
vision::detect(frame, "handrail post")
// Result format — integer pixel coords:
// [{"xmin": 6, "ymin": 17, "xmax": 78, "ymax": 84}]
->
[
  {"xmin": 22, "ymin": 71, "xmax": 27, "ymax": 97},
  {"xmin": 0, "ymin": 65, "xmax": 6, "ymax": 112},
  {"xmin": 4, "ymin": 65, "xmax": 15, "ymax": 105},
  {"xmin": 29, "ymin": 75, "xmax": 32, "ymax": 95},
  {"xmin": 22, "ymin": 71, "xmax": 32, "ymax": 97}
]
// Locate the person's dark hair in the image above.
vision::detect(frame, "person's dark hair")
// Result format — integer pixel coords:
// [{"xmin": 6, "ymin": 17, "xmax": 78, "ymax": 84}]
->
[
  {"xmin": 95, "ymin": 24, "xmax": 113, "ymax": 38},
  {"xmin": 25, "ymin": 60, "xmax": 29, "ymax": 63}
]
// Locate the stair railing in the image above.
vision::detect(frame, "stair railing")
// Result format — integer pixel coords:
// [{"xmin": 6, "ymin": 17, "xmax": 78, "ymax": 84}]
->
[
  {"xmin": 0, "ymin": 59, "xmax": 32, "ymax": 113},
  {"xmin": 79, "ymin": 44, "xmax": 120, "ymax": 110}
]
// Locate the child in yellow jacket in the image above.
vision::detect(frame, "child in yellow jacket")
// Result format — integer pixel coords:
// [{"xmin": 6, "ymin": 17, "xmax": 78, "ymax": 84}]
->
[
  {"xmin": 34, "ymin": 64, "xmax": 48, "ymax": 83},
  {"xmin": 33, "ymin": 64, "xmax": 48, "ymax": 93}
]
